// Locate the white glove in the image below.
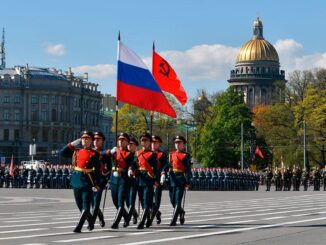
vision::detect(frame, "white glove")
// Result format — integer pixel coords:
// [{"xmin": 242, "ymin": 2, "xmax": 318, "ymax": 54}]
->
[
  {"xmin": 128, "ymin": 169, "xmax": 133, "ymax": 177},
  {"xmin": 71, "ymin": 139, "xmax": 81, "ymax": 147},
  {"xmin": 92, "ymin": 187, "xmax": 98, "ymax": 192},
  {"xmin": 110, "ymin": 147, "xmax": 117, "ymax": 155},
  {"xmin": 160, "ymin": 174, "xmax": 166, "ymax": 185}
]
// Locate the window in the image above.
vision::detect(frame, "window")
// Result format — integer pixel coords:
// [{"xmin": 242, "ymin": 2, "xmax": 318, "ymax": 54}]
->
[
  {"xmin": 4, "ymin": 110, "xmax": 10, "ymax": 120},
  {"xmin": 14, "ymin": 110, "xmax": 20, "ymax": 121},
  {"xmin": 14, "ymin": 129, "xmax": 20, "ymax": 140},
  {"xmin": 42, "ymin": 129, "xmax": 48, "ymax": 142},
  {"xmin": 14, "ymin": 95, "xmax": 21, "ymax": 104},
  {"xmin": 4, "ymin": 129, "xmax": 9, "ymax": 141},
  {"xmin": 4, "ymin": 96, "xmax": 10, "ymax": 103},
  {"xmin": 41, "ymin": 95, "xmax": 48, "ymax": 104},
  {"xmin": 51, "ymin": 109, "xmax": 57, "ymax": 121},
  {"xmin": 31, "ymin": 95, "xmax": 38, "ymax": 104},
  {"xmin": 51, "ymin": 96, "xmax": 57, "ymax": 104},
  {"xmin": 32, "ymin": 108, "xmax": 38, "ymax": 121},
  {"xmin": 41, "ymin": 109, "xmax": 48, "ymax": 121},
  {"xmin": 53, "ymin": 130, "xmax": 58, "ymax": 142}
]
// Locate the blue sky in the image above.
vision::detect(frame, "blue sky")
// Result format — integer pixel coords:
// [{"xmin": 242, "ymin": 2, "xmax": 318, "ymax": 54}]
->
[{"xmin": 1, "ymin": 0, "xmax": 326, "ymax": 101}]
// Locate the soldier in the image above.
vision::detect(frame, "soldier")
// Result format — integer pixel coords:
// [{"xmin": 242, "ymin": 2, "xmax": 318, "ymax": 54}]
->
[
  {"xmin": 12, "ymin": 166, "xmax": 20, "ymax": 188},
  {"xmin": 167, "ymin": 135, "xmax": 191, "ymax": 226},
  {"xmin": 126, "ymin": 137, "xmax": 139, "ymax": 225},
  {"xmin": 150, "ymin": 135, "xmax": 168, "ymax": 225},
  {"xmin": 302, "ymin": 168, "xmax": 309, "ymax": 191},
  {"xmin": 55, "ymin": 165, "xmax": 63, "ymax": 189},
  {"xmin": 62, "ymin": 165, "xmax": 70, "ymax": 189},
  {"xmin": 49, "ymin": 165, "xmax": 56, "ymax": 188},
  {"xmin": 60, "ymin": 130, "xmax": 101, "ymax": 233},
  {"xmin": 110, "ymin": 133, "xmax": 134, "ymax": 229},
  {"xmin": 313, "ymin": 167, "xmax": 321, "ymax": 191},
  {"xmin": 191, "ymin": 168, "xmax": 199, "ymax": 190},
  {"xmin": 130, "ymin": 133, "xmax": 159, "ymax": 229},
  {"xmin": 0, "ymin": 166, "xmax": 4, "ymax": 187},
  {"xmin": 42, "ymin": 165, "xmax": 49, "ymax": 188},
  {"xmin": 29, "ymin": 166, "xmax": 36, "ymax": 189},
  {"xmin": 90, "ymin": 131, "xmax": 112, "ymax": 228},
  {"xmin": 323, "ymin": 166, "xmax": 326, "ymax": 191},
  {"xmin": 293, "ymin": 167, "xmax": 302, "ymax": 191},
  {"xmin": 274, "ymin": 168, "xmax": 282, "ymax": 191},
  {"xmin": 35, "ymin": 165, "xmax": 43, "ymax": 189}
]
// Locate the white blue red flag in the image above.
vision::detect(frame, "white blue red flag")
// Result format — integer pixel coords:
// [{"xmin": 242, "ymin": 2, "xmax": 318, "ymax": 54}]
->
[{"xmin": 117, "ymin": 41, "xmax": 176, "ymax": 118}]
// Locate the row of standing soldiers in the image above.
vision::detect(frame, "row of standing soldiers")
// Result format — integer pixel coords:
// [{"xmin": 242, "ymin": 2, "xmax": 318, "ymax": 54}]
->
[
  {"xmin": 0, "ymin": 165, "xmax": 260, "ymax": 191},
  {"xmin": 265, "ymin": 167, "xmax": 326, "ymax": 191},
  {"xmin": 191, "ymin": 168, "xmax": 260, "ymax": 191},
  {"xmin": 0, "ymin": 165, "xmax": 72, "ymax": 189},
  {"xmin": 60, "ymin": 131, "xmax": 191, "ymax": 233}
]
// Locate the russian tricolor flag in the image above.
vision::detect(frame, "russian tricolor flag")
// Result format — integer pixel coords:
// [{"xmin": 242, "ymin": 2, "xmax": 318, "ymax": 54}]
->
[{"xmin": 117, "ymin": 41, "xmax": 176, "ymax": 118}]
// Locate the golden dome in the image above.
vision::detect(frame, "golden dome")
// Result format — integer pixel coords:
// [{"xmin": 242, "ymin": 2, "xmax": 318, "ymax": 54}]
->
[{"xmin": 236, "ymin": 18, "xmax": 279, "ymax": 63}]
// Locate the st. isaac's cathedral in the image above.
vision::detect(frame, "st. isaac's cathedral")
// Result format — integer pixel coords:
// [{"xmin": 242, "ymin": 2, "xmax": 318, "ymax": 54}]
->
[{"xmin": 228, "ymin": 18, "xmax": 287, "ymax": 107}]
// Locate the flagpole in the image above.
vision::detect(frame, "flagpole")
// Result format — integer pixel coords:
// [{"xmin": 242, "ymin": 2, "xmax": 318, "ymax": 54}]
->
[
  {"xmin": 149, "ymin": 41, "xmax": 155, "ymax": 135},
  {"xmin": 115, "ymin": 31, "xmax": 120, "ymax": 145}
]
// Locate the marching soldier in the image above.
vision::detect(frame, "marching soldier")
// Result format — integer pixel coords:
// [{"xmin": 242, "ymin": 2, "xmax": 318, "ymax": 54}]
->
[
  {"xmin": 150, "ymin": 135, "xmax": 168, "ymax": 225},
  {"xmin": 130, "ymin": 133, "xmax": 159, "ymax": 229},
  {"xmin": 60, "ymin": 130, "xmax": 100, "ymax": 233},
  {"xmin": 110, "ymin": 132, "xmax": 134, "ymax": 229},
  {"xmin": 126, "ymin": 137, "xmax": 139, "ymax": 224},
  {"xmin": 90, "ymin": 131, "xmax": 112, "ymax": 228},
  {"xmin": 167, "ymin": 135, "xmax": 191, "ymax": 226}
]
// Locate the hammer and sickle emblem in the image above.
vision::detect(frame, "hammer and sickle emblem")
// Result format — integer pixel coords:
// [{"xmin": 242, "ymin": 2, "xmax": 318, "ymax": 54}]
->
[{"xmin": 159, "ymin": 61, "xmax": 170, "ymax": 78}]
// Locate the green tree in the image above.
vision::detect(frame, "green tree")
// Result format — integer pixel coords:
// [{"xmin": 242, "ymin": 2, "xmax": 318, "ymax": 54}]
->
[{"xmin": 195, "ymin": 88, "xmax": 253, "ymax": 167}]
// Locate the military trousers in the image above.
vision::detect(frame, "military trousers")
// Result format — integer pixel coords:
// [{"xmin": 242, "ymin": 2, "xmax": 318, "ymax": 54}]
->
[
  {"xmin": 138, "ymin": 185, "xmax": 154, "ymax": 210},
  {"xmin": 110, "ymin": 182, "xmax": 126, "ymax": 209},
  {"xmin": 73, "ymin": 188, "xmax": 92, "ymax": 213},
  {"xmin": 169, "ymin": 186, "xmax": 185, "ymax": 207},
  {"xmin": 153, "ymin": 185, "xmax": 163, "ymax": 211}
]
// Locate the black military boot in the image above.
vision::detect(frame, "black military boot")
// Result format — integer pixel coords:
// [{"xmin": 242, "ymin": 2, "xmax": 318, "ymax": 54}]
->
[
  {"xmin": 86, "ymin": 212, "xmax": 94, "ymax": 231},
  {"xmin": 179, "ymin": 208, "xmax": 185, "ymax": 225},
  {"xmin": 137, "ymin": 208, "xmax": 150, "ymax": 229},
  {"xmin": 123, "ymin": 208, "xmax": 131, "ymax": 228},
  {"xmin": 156, "ymin": 210, "xmax": 162, "ymax": 224},
  {"xmin": 111, "ymin": 208, "xmax": 124, "ymax": 229},
  {"xmin": 97, "ymin": 209, "xmax": 105, "ymax": 227},
  {"xmin": 145, "ymin": 209, "xmax": 153, "ymax": 228},
  {"xmin": 169, "ymin": 206, "xmax": 180, "ymax": 226},
  {"xmin": 73, "ymin": 210, "xmax": 89, "ymax": 233},
  {"xmin": 133, "ymin": 208, "xmax": 138, "ymax": 224}
]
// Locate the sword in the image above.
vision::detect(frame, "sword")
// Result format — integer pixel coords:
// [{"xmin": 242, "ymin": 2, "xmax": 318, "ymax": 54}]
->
[
  {"xmin": 182, "ymin": 188, "xmax": 187, "ymax": 210},
  {"xmin": 102, "ymin": 182, "xmax": 109, "ymax": 214}
]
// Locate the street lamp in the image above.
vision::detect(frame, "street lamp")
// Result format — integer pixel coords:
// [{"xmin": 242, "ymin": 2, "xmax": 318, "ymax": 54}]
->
[{"xmin": 29, "ymin": 138, "xmax": 36, "ymax": 162}]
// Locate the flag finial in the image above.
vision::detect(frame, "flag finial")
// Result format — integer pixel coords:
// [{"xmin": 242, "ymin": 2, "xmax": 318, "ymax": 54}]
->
[
  {"xmin": 118, "ymin": 31, "xmax": 121, "ymax": 41},
  {"xmin": 152, "ymin": 41, "xmax": 155, "ymax": 51}
]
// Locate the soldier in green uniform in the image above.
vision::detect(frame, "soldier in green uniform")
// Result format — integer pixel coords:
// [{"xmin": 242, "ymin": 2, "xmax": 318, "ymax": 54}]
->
[
  {"xmin": 322, "ymin": 166, "xmax": 326, "ymax": 191},
  {"xmin": 302, "ymin": 168, "xmax": 309, "ymax": 191},
  {"xmin": 90, "ymin": 131, "xmax": 112, "ymax": 228},
  {"xmin": 110, "ymin": 132, "xmax": 134, "ymax": 229},
  {"xmin": 149, "ymin": 135, "xmax": 168, "ymax": 225},
  {"xmin": 130, "ymin": 133, "xmax": 159, "ymax": 229},
  {"xmin": 313, "ymin": 167, "xmax": 321, "ymax": 191},
  {"xmin": 167, "ymin": 136, "xmax": 191, "ymax": 226},
  {"xmin": 265, "ymin": 167, "xmax": 273, "ymax": 191},
  {"xmin": 60, "ymin": 131, "xmax": 101, "ymax": 233},
  {"xmin": 126, "ymin": 137, "xmax": 139, "ymax": 224},
  {"xmin": 274, "ymin": 168, "xmax": 282, "ymax": 191}
]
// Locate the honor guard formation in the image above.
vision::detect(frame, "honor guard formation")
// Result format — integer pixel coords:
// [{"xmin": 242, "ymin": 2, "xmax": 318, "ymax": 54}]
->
[
  {"xmin": 56, "ymin": 131, "xmax": 192, "ymax": 232},
  {"xmin": 1, "ymin": 131, "xmax": 326, "ymax": 234}
]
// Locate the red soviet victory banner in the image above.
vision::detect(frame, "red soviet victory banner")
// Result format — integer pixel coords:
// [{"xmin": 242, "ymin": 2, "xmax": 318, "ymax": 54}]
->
[
  {"xmin": 255, "ymin": 146, "xmax": 264, "ymax": 159},
  {"xmin": 152, "ymin": 50, "xmax": 187, "ymax": 105}
]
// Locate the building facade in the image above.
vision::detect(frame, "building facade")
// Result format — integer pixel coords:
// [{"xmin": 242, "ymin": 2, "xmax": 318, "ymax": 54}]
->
[
  {"xmin": 228, "ymin": 18, "xmax": 287, "ymax": 107},
  {"xmin": 0, "ymin": 65, "xmax": 103, "ymax": 163}
]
